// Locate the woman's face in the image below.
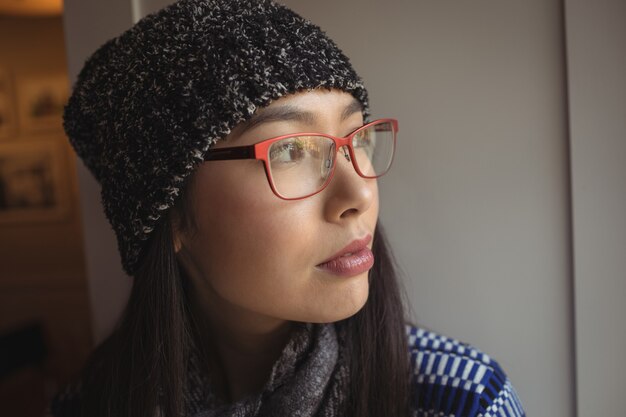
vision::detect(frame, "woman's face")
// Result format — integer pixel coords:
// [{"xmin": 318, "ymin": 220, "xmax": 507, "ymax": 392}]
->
[{"xmin": 173, "ymin": 88, "xmax": 379, "ymax": 332}]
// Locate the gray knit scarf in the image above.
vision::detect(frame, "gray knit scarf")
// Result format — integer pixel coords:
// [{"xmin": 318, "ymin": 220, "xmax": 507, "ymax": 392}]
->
[{"xmin": 183, "ymin": 322, "xmax": 350, "ymax": 417}]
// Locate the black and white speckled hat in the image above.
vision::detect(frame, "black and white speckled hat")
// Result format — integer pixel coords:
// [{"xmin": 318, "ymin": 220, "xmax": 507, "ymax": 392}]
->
[{"xmin": 63, "ymin": 0, "xmax": 370, "ymax": 276}]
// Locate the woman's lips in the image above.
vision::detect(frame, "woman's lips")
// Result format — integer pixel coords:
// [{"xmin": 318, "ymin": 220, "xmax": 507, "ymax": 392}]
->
[
  {"xmin": 316, "ymin": 246, "xmax": 374, "ymax": 277},
  {"xmin": 316, "ymin": 233, "xmax": 374, "ymax": 277}
]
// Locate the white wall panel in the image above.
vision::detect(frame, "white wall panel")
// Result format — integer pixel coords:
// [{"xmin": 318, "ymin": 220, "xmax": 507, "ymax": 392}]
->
[{"xmin": 565, "ymin": 1, "xmax": 626, "ymax": 415}]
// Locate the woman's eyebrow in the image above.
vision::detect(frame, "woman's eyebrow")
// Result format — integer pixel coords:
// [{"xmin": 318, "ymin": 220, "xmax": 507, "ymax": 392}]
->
[{"xmin": 232, "ymin": 97, "xmax": 363, "ymax": 138}]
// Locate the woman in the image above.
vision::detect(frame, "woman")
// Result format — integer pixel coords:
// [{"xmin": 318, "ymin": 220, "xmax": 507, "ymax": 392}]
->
[{"xmin": 48, "ymin": 0, "xmax": 526, "ymax": 416}]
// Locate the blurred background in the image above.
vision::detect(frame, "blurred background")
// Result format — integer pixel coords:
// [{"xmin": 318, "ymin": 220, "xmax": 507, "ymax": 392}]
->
[
  {"xmin": 0, "ymin": 0, "xmax": 624, "ymax": 416},
  {"xmin": 0, "ymin": 1, "xmax": 92, "ymax": 417}
]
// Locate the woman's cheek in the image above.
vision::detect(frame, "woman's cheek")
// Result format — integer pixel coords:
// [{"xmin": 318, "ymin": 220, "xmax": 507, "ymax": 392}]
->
[
  {"xmin": 191, "ymin": 163, "xmax": 322, "ymax": 314},
  {"xmin": 199, "ymin": 210, "xmax": 305, "ymax": 292}
]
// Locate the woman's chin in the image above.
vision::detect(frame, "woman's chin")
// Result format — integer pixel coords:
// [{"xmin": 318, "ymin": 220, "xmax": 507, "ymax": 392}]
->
[{"xmin": 302, "ymin": 284, "xmax": 370, "ymax": 324}]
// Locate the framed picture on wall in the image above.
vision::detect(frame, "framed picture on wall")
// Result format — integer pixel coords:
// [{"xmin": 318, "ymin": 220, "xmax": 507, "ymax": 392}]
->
[
  {"xmin": 0, "ymin": 66, "xmax": 17, "ymax": 140},
  {"xmin": 0, "ymin": 138, "xmax": 71, "ymax": 223},
  {"xmin": 15, "ymin": 73, "xmax": 69, "ymax": 135}
]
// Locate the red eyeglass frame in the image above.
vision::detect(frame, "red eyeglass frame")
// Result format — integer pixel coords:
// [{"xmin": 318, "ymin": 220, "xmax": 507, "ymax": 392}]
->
[{"xmin": 203, "ymin": 117, "xmax": 399, "ymax": 200}]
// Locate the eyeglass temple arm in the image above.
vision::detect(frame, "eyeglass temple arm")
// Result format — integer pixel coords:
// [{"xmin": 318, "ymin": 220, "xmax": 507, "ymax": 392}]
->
[{"xmin": 203, "ymin": 145, "xmax": 256, "ymax": 161}]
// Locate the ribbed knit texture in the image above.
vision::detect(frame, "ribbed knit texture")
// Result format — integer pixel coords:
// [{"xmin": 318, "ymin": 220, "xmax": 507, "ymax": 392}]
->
[
  {"xmin": 62, "ymin": 0, "xmax": 370, "ymax": 276},
  {"xmin": 181, "ymin": 321, "xmax": 349, "ymax": 417}
]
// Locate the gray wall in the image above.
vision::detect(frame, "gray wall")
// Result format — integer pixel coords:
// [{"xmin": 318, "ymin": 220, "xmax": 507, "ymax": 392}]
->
[{"xmin": 62, "ymin": 0, "xmax": 626, "ymax": 416}]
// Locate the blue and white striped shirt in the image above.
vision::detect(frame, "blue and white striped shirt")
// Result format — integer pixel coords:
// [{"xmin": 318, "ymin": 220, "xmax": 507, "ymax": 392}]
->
[{"xmin": 406, "ymin": 324, "xmax": 526, "ymax": 416}]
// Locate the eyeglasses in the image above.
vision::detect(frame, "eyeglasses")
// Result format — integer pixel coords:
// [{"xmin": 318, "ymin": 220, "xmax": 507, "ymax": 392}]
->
[{"xmin": 203, "ymin": 118, "xmax": 399, "ymax": 200}]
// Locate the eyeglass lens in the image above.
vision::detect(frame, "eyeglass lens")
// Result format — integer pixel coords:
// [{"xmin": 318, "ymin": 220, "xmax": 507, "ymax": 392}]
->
[{"xmin": 266, "ymin": 120, "xmax": 396, "ymax": 198}]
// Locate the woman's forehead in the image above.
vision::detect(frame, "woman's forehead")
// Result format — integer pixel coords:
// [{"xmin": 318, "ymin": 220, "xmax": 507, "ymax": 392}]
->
[
  {"xmin": 264, "ymin": 88, "xmax": 358, "ymax": 107},
  {"xmin": 228, "ymin": 89, "xmax": 364, "ymax": 139}
]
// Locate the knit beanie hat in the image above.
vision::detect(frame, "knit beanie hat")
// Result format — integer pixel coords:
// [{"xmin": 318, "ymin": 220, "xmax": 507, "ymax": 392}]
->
[{"xmin": 63, "ymin": 0, "xmax": 371, "ymax": 276}]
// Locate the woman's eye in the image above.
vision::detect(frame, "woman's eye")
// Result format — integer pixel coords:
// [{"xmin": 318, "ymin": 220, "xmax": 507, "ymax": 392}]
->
[
  {"xmin": 354, "ymin": 129, "xmax": 372, "ymax": 148},
  {"xmin": 270, "ymin": 140, "xmax": 305, "ymax": 163}
]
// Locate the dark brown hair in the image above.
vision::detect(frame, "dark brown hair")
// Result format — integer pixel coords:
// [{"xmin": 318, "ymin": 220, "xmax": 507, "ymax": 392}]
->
[{"xmin": 51, "ymin": 171, "xmax": 418, "ymax": 417}]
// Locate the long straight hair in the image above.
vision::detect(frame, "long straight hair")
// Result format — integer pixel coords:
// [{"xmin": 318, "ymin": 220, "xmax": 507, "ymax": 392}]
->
[{"xmin": 51, "ymin": 175, "xmax": 417, "ymax": 417}]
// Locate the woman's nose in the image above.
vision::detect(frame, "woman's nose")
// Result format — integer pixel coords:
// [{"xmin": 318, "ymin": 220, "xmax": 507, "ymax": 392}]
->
[{"xmin": 322, "ymin": 145, "xmax": 376, "ymax": 220}]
